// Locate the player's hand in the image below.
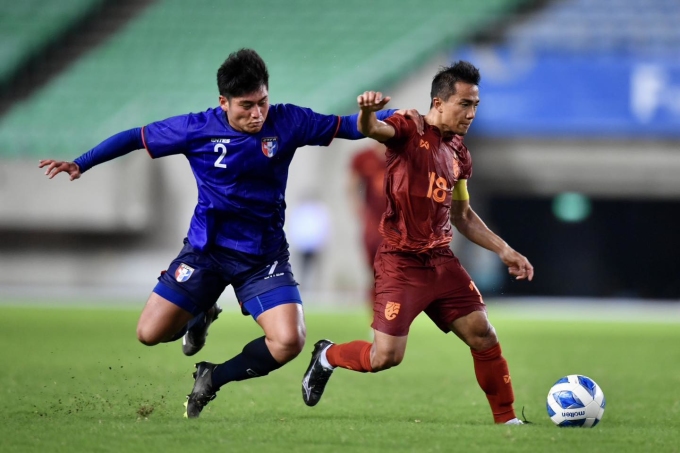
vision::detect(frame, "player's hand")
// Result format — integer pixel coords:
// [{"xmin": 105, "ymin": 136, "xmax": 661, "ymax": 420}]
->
[
  {"xmin": 395, "ymin": 109, "xmax": 424, "ymax": 135},
  {"xmin": 499, "ymin": 247, "xmax": 534, "ymax": 281},
  {"xmin": 38, "ymin": 159, "xmax": 81, "ymax": 181},
  {"xmin": 358, "ymin": 91, "xmax": 391, "ymax": 113}
]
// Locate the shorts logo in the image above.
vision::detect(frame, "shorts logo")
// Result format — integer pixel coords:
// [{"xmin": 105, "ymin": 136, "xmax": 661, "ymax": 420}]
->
[
  {"xmin": 419, "ymin": 139, "xmax": 430, "ymax": 150},
  {"xmin": 503, "ymin": 375, "xmax": 511, "ymax": 384},
  {"xmin": 175, "ymin": 263, "xmax": 194, "ymax": 282},
  {"xmin": 261, "ymin": 137, "xmax": 278, "ymax": 158},
  {"xmin": 264, "ymin": 260, "xmax": 284, "ymax": 280},
  {"xmin": 385, "ymin": 301, "xmax": 401, "ymax": 320}
]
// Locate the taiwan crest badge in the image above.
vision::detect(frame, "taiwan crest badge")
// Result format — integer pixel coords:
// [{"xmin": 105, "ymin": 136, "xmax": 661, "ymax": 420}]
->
[
  {"xmin": 261, "ymin": 137, "xmax": 278, "ymax": 158},
  {"xmin": 175, "ymin": 263, "xmax": 194, "ymax": 282}
]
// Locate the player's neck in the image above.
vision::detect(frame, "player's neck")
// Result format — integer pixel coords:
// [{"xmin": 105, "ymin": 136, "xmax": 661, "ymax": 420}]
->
[
  {"xmin": 225, "ymin": 112, "xmax": 244, "ymax": 133},
  {"xmin": 424, "ymin": 110, "xmax": 455, "ymax": 140}
]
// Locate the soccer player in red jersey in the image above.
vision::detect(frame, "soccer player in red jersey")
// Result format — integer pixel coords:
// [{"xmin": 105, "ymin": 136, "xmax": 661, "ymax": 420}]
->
[
  {"xmin": 302, "ymin": 61, "xmax": 534, "ymax": 425},
  {"xmin": 349, "ymin": 145, "xmax": 387, "ymax": 306}
]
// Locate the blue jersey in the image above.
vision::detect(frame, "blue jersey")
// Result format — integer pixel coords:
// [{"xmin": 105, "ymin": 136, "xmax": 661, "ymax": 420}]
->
[{"xmin": 142, "ymin": 104, "xmax": 392, "ymax": 255}]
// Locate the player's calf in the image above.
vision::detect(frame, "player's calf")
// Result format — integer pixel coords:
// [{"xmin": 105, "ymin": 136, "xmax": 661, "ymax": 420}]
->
[
  {"xmin": 370, "ymin": 349, "xmax": 404, "ymax": 371},
  {"xmin": 471, "ymin": 342, "xmax": 518, "ymax": 424}
]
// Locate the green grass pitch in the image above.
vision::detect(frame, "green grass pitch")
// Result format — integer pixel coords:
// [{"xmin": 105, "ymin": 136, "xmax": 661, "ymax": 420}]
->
[{"xmin": 1, "ymin": 304, "xmax": 679, "ymax": 452}]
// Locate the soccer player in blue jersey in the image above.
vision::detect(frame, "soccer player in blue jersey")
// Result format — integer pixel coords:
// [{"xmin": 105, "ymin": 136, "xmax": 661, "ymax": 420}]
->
[{"xmin": 39, "ymin": 48, "xmax": 420, "ymax": 419}]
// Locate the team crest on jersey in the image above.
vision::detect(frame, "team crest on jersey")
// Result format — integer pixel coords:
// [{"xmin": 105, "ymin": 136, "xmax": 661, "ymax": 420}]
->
[
  {"xmin": 175, "ymin": 263, "xmax": 194, "ymax": 282},
  {"xmin": 261, "ymin": 137, "xmax": 278, "ymax": 158},
  {"xmin": 385, "ymin": 301, "xmax": 401, "ymax": 320}
]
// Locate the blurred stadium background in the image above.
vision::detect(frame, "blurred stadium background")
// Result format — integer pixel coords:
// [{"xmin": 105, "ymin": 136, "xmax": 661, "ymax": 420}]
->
[{"xmin": 1, "ymin": 0, "xmax": 679, "ymax": 310}]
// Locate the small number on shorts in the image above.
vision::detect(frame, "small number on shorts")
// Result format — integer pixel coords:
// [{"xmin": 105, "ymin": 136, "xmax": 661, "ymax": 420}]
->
[{"xmin": 469, "ymin": 281, "xmax": 482, "ymax": 300}]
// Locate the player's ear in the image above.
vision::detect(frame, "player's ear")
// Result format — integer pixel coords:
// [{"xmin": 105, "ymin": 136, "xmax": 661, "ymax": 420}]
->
[
  {"xmin": 219, "ymin": 95, "xmax": 229, "ymax": 112},
  {"xmin": 432, "ymin": 97, "xmax": 443, "ymax": 113}
]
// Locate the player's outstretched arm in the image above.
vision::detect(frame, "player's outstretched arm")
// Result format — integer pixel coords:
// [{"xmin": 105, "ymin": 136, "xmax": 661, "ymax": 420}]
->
[
  {"xmin": 38, "ymin": 160, "xmax": 81, "ymax": 181},
  {"xmin": 450, "ymin": 184, "xmax": 534, "ymax": 281},
  {"xmin": 38, "ymin": 128, "xmax": 145, "ymax": 180},
  {"xmin": 357, "ymin": 91, "xmax": 396, "ymax": 142},
  {"xmin": 335, "ymin": 108, "xmax": 423, "ymax": 140}
]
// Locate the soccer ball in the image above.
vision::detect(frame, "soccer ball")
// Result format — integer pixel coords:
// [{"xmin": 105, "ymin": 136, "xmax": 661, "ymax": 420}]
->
[{"xmin": 546, "ymin": 375, "xmax": 605, "ymax": 427}]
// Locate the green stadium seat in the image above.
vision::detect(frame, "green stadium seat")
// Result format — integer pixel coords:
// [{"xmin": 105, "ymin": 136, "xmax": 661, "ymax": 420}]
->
[
  {"xmin": 0, "ymin": 0, "xmax": 107, "ymax": 84},
  {"xmin": 0, "ymin": 0, "xmax": 530, "ymax": 159}
]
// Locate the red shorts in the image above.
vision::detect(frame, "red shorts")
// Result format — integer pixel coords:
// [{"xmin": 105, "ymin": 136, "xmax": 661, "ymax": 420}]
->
[{"xmin": 372, "ymin": 243, "xmax": 486, "ymax": 336}]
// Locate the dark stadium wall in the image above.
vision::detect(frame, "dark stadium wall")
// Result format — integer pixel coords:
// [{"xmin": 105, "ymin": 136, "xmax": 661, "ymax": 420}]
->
[{"xmin": 486, "ymin": 197, "xmax": 680, "ymax": 299}]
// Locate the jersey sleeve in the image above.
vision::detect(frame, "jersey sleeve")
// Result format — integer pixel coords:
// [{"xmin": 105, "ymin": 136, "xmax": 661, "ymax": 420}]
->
[
  {"xmin": 142, "ymin": 114, "xmax": 190, "ymax": 158},
  {"xmin": 459, "ymin": 144, "xmax": 473, "ymax": 180},
  {"xmin": 382, "ymin": 115, "xmax": 416, "ymax": 153},
  {"xmin": 336, "ymin": 109, "xmax": 397, "ymax": 140},
  {"xmin": 461, "ymin": 163, "xmax": 473, "ymax": 180},
  {"xmin": 74, "ymin": 128, "xmax": 144, "ymax": 173},
  {"xmin": 279, "ymin": 104, "xmax": 341, "ymax": 147}
]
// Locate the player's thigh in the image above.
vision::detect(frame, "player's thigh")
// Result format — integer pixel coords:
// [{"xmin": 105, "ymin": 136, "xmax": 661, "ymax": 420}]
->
[
  {"xmin": 248, "ymin": 285, "xmax": 305, "ymax": 359},
  {"xmin": 232, "ymin": 246, "xmax": 299, "ymax": 317},
  {"xmin": 137, "ymin": 292, "xmax": 194, "ymax": 344},
  {"xmin": 372, "ymin": 246, "xmax": 433, "ymax": 336},
  {"xmin": 139, "ymin": 240, "xmax": 226, "ymax": 342},
  {"xmin": 424, "ymin": 255, "xmax": 487, "ymax": 335},
  {"xmin": 256, "ymin": 301, "xmax": 305, "ymax": 344},
  {"xmin": 154, "ymin": 239, "xmax": 227, "ymax": 315}
]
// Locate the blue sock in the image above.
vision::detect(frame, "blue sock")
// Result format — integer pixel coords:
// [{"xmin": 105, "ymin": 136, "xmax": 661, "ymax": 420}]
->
[
  {"xmin": 211, "ymin": 336, "xmax": 282, "ymax": 389},
  {"xmin": 162, "ymin": 311, "xmax": 205, "ymax": 343}
]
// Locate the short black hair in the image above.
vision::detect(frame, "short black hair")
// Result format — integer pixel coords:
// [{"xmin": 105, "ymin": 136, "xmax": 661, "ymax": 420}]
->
[
  {"xmin": 430, "ymin": 61, "xmax": 480, "ymax": 106},
  {"xmin": 217, "ymin": 48, "xmax": 269, "ymax": 99}
]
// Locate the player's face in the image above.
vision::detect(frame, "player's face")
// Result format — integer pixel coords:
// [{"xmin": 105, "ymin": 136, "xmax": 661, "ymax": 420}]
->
[
  {"xmin": 220, "ymin": 86, "xmax": 270, "ymax": 134},
  {"xmin": 436, "ymin": 82, "xmax": 479, "ymax": 136}
]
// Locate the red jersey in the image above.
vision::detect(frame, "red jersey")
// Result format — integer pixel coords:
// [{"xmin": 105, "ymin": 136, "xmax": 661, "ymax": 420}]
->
[{"xmin": 380, "ymin": 115, "xmax": 472, "ymax": 253}]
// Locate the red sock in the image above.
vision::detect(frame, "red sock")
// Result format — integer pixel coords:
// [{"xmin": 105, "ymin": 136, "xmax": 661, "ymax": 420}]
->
[
  {"xmin": 471, "ymin": 343, "xmax": 516, "ymax": 423},
  {"xmin": 326, "ymin": 341, "xmax": 373, "ymax": 372}
]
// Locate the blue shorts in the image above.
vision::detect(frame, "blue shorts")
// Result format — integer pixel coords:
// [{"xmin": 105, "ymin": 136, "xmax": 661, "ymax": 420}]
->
[{"xmin": 153, "ymin": 238, "xmax": 301, "ymax": 318}]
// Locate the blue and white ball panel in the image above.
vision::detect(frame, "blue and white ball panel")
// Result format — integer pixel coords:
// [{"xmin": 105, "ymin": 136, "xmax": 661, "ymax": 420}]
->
[{"xmin": 546, "ymin": 374, "xmax": 605, "ymax": 428}]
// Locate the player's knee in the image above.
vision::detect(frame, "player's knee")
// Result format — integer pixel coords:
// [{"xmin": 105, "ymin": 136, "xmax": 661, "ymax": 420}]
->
[
  {"xmin": 136, "ymin": 325, "xmax": 161, "ymax": 346},
  {"xmin": 468, "ymin": 325, "xmax": 498, "ymax": 351},
  {"xmin": 269, "ymin": 332, "xmax": 305, "ymax": 363},
  {"xmin": 371, "ymin": 350, "xmax": 404, "ymax": 371}
]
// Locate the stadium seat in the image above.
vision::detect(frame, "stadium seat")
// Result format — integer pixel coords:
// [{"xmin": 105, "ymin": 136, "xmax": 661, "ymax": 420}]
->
[
  {"xmin": 0, "ymin": 0, "xmax": 531, "ymax": 159},
  {"xmin": 0, "ymin": 0, "xmax": 106, "ymax": 85},
  {"xmin": 504, "ymin": 0, "xmax": 680, "ymax": 56}
]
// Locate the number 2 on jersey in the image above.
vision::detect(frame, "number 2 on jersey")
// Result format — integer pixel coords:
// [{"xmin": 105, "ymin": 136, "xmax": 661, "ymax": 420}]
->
[{"xmin": 214, "ymin": 143, "xmax": 227, "ymax": 168}]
